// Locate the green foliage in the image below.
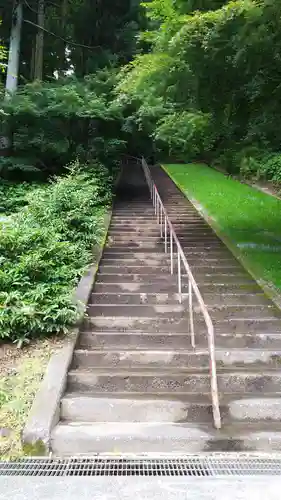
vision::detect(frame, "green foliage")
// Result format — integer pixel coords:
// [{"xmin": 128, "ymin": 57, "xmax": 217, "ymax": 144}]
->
[
  {"xmin": 117, "ymin": 0, "xmax": 281, "ymax": 180},
  {"xmin": 0, "ymin": 72, "xmax": 124, "ymax": 179},
  {"xmin": 0, "ymin": 20, "xmax": 7, "ymax": 73},
  {"xmin": 0, "ymin": 181, "xmax": 40, "ymax": 215},
  {"xmin": 0, "ymin": 160, "xmax": 111, "ymax": 342},
  {"xmin": 257, "ymin": 153, "xmax": 281, "ymax": 183},
  {"xmin": 154, "ymin": 111, "xmax": 215, "ymax": 160}
]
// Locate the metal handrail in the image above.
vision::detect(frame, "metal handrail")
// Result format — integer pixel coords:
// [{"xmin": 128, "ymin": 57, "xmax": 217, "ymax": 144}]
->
[{"xmin": 141, "ymin": 157, "xmax": 221, "ymax": 430}]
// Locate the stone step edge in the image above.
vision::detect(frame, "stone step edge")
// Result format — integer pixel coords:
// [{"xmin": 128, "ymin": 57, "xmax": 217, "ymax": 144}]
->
[
  {"xmin": 86, "ymin": 315, "xmax": 281, "ymax": 322},
  {"xmin": 68, "ymin": 367, "xmax": 281, "ymax": 376},
  {"xmin": 87, "ymin": 303, "xmax": 275, "ymax": 310},
  {"xmin": 61, "ymin": 391, "xmax": 281, "ymax": 402},
  {"xmin": 74, "ymin": 347, "xmax": 281, "ymax": 355},
  {"xmin": 52, "ymin": 421, "xmax": 281, "ymax": 433},
  {"xmin": 79, "ymin": 330, "xmax": 281, "ymax": 336}
]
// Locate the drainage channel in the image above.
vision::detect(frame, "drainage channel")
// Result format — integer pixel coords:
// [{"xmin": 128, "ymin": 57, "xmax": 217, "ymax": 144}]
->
[{"xmin": 1, "ymin": 456, "xmax": 281, "ymax": 476}]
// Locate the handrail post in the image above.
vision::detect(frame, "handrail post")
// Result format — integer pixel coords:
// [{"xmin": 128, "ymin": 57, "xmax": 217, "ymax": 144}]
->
[
  {"xmin": 170, "ymin": 230, "xmax": 173, "ymax": 275},
  {"xmin": 177, "ymin": 248, "xmax": 182, "ymax": 304},
  {"xmin": 164, "ymin": 217, "xmax": 167, "ymax": 253},
  {"xmin": 209, "ymin": 328, "xmax": 222, "ymax": 430},
  {"xmin": 189, "ymin": 280, "xmax": 195, "ymax": 348}
]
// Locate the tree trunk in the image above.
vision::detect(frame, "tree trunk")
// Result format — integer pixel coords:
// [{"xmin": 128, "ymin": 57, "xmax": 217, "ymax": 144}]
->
[
  {"xmin": 34, "ymin": 0, "xmax": 44, "ymax": 80},
  {"xmin": 1, "ymin": 0, "xmax": 23, "ymax": 155},
  {"xmin": 5, "ymin": 0, "xmax": 23, "ymax": 96}
]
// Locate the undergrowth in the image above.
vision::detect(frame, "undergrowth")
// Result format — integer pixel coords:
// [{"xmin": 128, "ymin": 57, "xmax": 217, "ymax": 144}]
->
[{"xmin": 0, "ymin": 160, "xmax": 112, "ymax": 343}]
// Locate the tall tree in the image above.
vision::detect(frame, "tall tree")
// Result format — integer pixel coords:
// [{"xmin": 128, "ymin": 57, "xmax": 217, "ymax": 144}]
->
[
  {"xmin": 33, "ymin": 0, "xmax": 44, "ymax": 80},
  {"xmin": 5, "ymin": 0, "xmax": 23, "ymax": 95}
]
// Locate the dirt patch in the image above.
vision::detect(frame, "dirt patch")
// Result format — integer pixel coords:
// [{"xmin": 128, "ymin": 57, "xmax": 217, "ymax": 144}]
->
[{"xmin": 0, "ymin": 336, "xmax": 64, "ymax": 460}]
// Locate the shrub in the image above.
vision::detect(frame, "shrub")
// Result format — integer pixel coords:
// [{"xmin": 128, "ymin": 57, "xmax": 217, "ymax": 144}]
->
[
  {"xmin": 212, "ymin": 149, "xmax": 239, "ymax": 175},
  {"xmin": 0, "ymin": 160, "xmax": 112, "ymax": 343},
  {"xmin": 0, "ymin": 181, "xmax": 40, "ymax": 215},
  {"xmin": 154, "ymin": 111, "xmax": 215, "ymax": 161},
  {"xmin": 257, "ymin": 153, "xmax": 281, "ymax": 183},
  {"xmin": 0, "ymin": 157, "xmax": 42, "ymax": 181},
  {"xmin": 0, "ymin": 75, "xmax": 124, "ymax": 180},
  {"xmin": 233, "ymin": 146, "xmax": 265, "ymax": 179}
]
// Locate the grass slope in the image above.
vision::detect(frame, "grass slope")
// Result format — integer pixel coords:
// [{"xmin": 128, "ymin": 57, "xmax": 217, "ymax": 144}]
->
[{"xmin": 164, "ymin": 163, "xmax": 281, "ymax": 290}]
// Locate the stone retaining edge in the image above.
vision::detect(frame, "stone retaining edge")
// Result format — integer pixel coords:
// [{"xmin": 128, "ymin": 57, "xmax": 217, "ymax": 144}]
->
[{"xmin": 22, "ymin": 208, "xmax": 113, "ymax": 456}]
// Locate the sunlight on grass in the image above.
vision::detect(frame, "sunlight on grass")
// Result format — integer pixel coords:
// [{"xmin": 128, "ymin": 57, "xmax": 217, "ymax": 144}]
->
[{"xmin": 164, "ymin": 163, "xmax": 281, "ymax": 290}]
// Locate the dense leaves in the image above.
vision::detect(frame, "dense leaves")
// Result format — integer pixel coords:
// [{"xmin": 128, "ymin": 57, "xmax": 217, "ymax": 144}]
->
[
  {"xmin": 0, "ymin": 160, "xmax": 111, "ymax": 343},
  {"xmin": 118, "ymin": 0, "xmax": 281, "ymax": 181},
  {"xmin": 0, "ymin": 70, "xmax": 125, "ymax": 178}
]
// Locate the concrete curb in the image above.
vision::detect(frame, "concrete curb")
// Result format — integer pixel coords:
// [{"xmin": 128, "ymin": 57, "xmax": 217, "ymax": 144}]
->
[
  {"xmin": 22, "ymin": 209, "xmax": 113, "ymax": 456},
  {"xmin": 161, "ymin": 164, "xmax": 281, "ymax": 312}
]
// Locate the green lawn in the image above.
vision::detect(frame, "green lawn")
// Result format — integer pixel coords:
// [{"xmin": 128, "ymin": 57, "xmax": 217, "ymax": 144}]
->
[{"xmin": 163, "ymin": 163, "xmax": 281, "ymax": 291}]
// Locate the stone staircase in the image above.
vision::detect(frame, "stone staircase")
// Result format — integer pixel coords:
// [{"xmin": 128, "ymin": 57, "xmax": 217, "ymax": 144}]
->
[{"xmin": 51, "ymin": 162, "xmax": 281, "ymax": 456}]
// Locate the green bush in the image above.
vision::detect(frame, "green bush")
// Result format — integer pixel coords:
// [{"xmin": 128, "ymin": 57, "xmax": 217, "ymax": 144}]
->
[
  {"xmin": 212, "ymin": 149, "xmax": 239, "ymax": 175},
  {"xmin": 233, "ymin": 146, "xmax": 264, "ymax": 179},
  {"xmin": 257, "ymin": 153, "xmax": 281, "ymax": 183},
  {"xmin": 0, "ymin": 160, "xmax": 111, "ymax": 344},
  {"xmin": 0, "ymin": 74, "xmax": 124, "ymax": 180},
  {"xmin": 0, "ymin": 181, "xmax": 40, "ymax": 215},
  {"xmin": 154, "ymin": 111, "xmax": 215, "ymax": 161},
  {"xmin": 0, "ymin": 157, "xmax": 42, "ymax": 181}
]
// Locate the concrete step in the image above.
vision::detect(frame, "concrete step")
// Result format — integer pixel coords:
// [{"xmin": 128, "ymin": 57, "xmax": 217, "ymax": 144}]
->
[
  {"xmin": 67, "ymin": 369, "xmax": 281, "ymax": 395},
  {"xmin": 100, "ymin": 255, "xmax": 237, "ymax": 265},
  {"xmin": 207, "ymin": 305, "xmax": 278, "ymax": 320},
  {"xmin": 87, "ymin": 304, "xmax": 278, "ymax": 320},
  {"xmin": 202, "ymin": 293, "xmax": 270, "ymax": 307},
  {"xmin": 82, "ymin": 316, "xmax": 281, "ymax": 334},
  {"xmin": 77, "ymin": 332, "xmax": 281, "ymax": 351},
  {"xmin": 90, "ymin": 292, "xmax": 185, "ymax": 305},
  {"xmin": 87, "ymin": 304, "xmax": 186, "ymax": 317},
  {"xmin": 72, "ymin": 349, "xmax": 209, "ymax": 370},
  {"xmin": 100, "ymin": 257, "xmax": 171, "ymax": 267},
  {"xmin": 108, "ymin": 230, "xmax": 217, "ymax": 237},
  {"xmin": 110, "ymin": 219, "xmax": 209, "ymax": 226},
  {"xmin": 95, "ymin": 273, "xmax": 252, "ymax": 284},
  {"xmin": 109, "ymin": 223, "xmax": 210, "ymax": 230},
  {"xmin": 112, "ymin": 212, "xmax": 157, "ymax": 217},
  {"xmin": 97, "ymin": 264, "xmax": 242, "ymax": 274},
  {"xmin": 106, "ymin": 242, "xmax": 167, "ymax": 249},
  {"xmin": 90, "ymin": 292, "xmax": 269, "ymax": 307},
  {"xmin": 112, "ymin": 208, "xmax": 194, "ymax": 212},
  {"xmin": 78, "ymin": 332, "xmax": 206, "ymax": 350},
  {"xmin": 98, "ymin": 265, "xmax": 170, "ymax": 274},
  {"xmin": 72, "ymin": 348, "xmax": 281, "ymax": 370},
  {"xmin": 108, "ymin": 236, "xmax": 221, "ymax": 243},
  {"xmin": 101, "ymin": 252, "xmax": 242, "ymax": 263},
  {"xmin": 92, "ymin": 282, "xmax": 261, "ymax": 294},
  {"xmin": 60, "ymin": 393, "xmax": 213, "ymax": 424},
  {"xmin": 103, "ymin": 246, "xmax": 228, "ymax": 254},
  {"xmin": 214, "ymin": 333, "xmax": 281, "ymax": 349},
  {"xmin": 61, "ymin": 392, "xmax": 281, "ymax": 424},
  {"xmin": 51, "ymin": 421, "xmax": 281, "ymax": 455}
]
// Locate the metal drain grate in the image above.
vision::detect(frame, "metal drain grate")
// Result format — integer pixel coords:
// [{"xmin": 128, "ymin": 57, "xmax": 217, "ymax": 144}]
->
[{"xmin": 1, "ymin": 456, "xmax": 281, "ymax": 477}]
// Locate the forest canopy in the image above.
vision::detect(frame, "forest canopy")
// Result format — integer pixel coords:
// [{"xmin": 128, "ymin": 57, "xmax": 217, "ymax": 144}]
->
[{"xmin": 1, "ymin": 0, "xmax": 281, "ymax": 179}]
